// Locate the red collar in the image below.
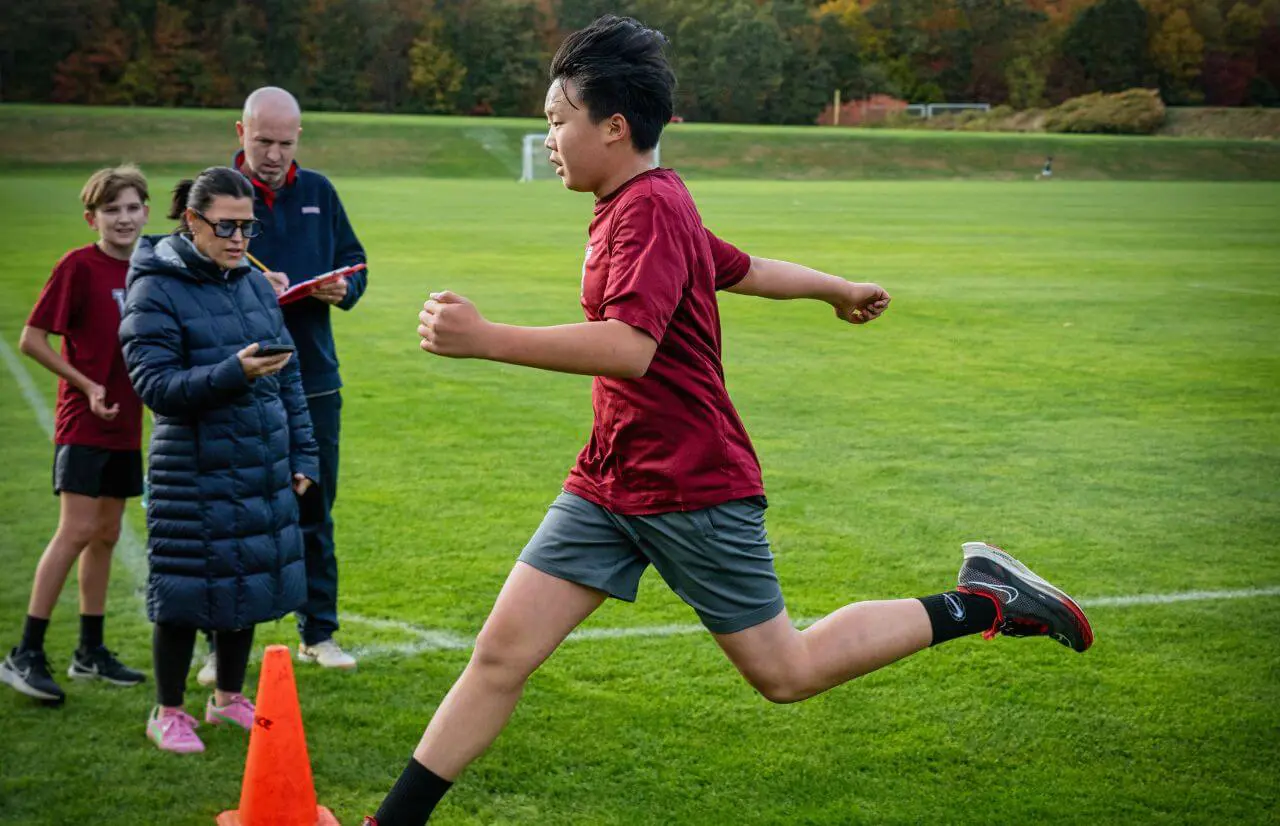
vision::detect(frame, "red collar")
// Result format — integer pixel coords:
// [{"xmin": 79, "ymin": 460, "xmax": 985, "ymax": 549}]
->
[{"xmin": 234, "ymin": 150, "xmax": 298, "ymax": 209}]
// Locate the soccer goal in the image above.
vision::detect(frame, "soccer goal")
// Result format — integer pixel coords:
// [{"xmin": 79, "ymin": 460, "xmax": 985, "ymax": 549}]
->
[{"xmin": 520, "ymin": 133, "xmax": 661, "ymax": 182}]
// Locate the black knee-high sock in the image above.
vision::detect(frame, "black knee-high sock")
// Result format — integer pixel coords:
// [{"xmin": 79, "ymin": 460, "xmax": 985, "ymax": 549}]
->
[
  {"xmin": 153, "ymin": 623, "xmax": 197, "ymax": 707},
  {"xmin": 79, "ymin": 614, "xmax": 105, "ymax": 652},
  {"xmin": 19, "ymin": 615, "xmax": 50, "ymax": 654},
  {"xmin": 374, "ymin": 758, "xmax": 453, "ymax": 826},
  {"xmin": 918, "ymin": 591, "xmax": 998, "ymax": 646}
]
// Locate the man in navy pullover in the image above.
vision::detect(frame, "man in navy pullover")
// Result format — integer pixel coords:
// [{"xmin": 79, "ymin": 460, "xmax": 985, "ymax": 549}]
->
[{"xmin": 232, "ymin": 86, "xmax": 367, "ymax": 669}]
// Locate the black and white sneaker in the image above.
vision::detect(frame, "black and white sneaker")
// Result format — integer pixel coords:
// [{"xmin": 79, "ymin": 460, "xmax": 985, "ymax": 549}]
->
[
  {"xmin": 1, "ymin": 647, "xmax": 66, "ymax": 702},
  {"xmin": 957, "ymin": 542, "xmax": 1094, "ymax": 652},
  {"xmin": 68, "ymin": 646, "xmax": 146, "ymax": 686}
]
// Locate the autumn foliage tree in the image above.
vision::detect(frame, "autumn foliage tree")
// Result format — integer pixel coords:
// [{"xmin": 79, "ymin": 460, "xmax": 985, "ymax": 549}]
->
[{"xmin": 2, "ymin": 0, "xmax": 1276, "ymax": 120}]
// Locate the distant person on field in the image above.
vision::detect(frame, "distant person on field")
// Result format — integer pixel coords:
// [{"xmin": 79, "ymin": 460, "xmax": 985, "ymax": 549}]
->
[
  {"xmin": 120, "ymin": 167, "xmax": 319, "ymax": 754},
  {"xmin": 196, "ymin": 86, "xmax": 367, "ymax": 678},
  {"xmin": 1039, "ymin": 155, "xmax": 1053, "ymax": 179},
  {"xmin": 0, "ymin": 166, "xmax": 151, "ymax": 705},
  {"xmin": 364, "ymin": 16, "xmax": 1095, "ymax": 826}
]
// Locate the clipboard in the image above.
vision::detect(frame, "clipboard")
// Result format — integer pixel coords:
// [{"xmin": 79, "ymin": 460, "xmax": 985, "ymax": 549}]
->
[{"xmin": 277, "ymin": 263, "xmax": 367, "ymax": 306}]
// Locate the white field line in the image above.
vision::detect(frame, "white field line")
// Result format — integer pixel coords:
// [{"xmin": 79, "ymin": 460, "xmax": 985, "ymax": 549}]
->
[
  {"xmin": 349, "ymin": 586, "xmax": 1280, "ymax": 657},
  {"xmin": 1187, "ymin": 282, "xmax": 1280, "ymax": 298},
  {"xmin": 5, "ymin": 336, "xmax": 1279, "ymax": 662}
]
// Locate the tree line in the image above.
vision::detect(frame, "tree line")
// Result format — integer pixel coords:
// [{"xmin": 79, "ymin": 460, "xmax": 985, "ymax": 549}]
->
[{"xmin": 2, "ymin": 0, "xmax": 1277, "ymax": 125}]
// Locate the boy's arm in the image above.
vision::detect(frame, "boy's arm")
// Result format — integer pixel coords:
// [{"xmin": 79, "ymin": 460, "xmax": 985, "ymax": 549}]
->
[
  {"xmin": 418, "ymin": 292, "xmax": 656, "ymax": 378},
  {"xmin": 726, "ymin": 256, "xmax": 892, "ymax": 324},
  {"xmin": 18, "ymin": 325, "xmax": 118, "ymax": 420}
]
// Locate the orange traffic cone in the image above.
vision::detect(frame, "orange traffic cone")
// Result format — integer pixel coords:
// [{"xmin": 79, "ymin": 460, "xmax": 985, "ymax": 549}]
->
[{"xmin": 217, "ymin": 644, "xmax": 339, "ymax": 826}]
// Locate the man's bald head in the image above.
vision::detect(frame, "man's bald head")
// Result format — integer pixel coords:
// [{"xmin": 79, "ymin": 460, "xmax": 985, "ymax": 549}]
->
[
  {"xmin": 242, "ymin": 86, "xmax": 301, "ymax": 124},
  {"xmin": 236, "ymin": 87, "xmax": 303, "ymax": 190}
]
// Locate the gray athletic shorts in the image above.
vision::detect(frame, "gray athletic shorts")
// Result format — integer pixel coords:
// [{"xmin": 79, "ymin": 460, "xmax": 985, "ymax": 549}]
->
[{"xmin": 518, "ymin": 490, "xmax": 785, "ymax": 634}]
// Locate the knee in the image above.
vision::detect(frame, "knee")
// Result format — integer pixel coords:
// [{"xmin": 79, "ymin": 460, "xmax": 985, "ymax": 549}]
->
[
  {"xmin": 753, "ymin": 677, "xmax": 815, "ymax": 705},
  {"xmin": 468, "ymin": 629, "xmax": 538, "ymax": 694},
  {"xmin": 742, "ymin": 663, "xmax": 826, "ymax": 705},
  {"xmin": 56, "ymin": 521, "xmax": 98, "ymax": 548},
  {"xmin": 95, "ymin": 521, "xmax": 122, "ymax": 549}
]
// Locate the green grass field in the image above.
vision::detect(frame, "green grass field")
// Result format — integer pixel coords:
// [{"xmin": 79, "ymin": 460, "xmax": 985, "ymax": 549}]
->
[
  {"xmin": 5, "ymin": 103, "xmax": 1280, "ymax": 181},
  {"xmin": 1, "ymin": 166, "xmax": 1279, "ymax": 824}
]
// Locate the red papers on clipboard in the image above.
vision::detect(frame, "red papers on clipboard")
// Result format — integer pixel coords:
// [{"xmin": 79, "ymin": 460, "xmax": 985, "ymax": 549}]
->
[{"xmin": 277, "ymin": 263, "xmax": 367, "ymax": 306}]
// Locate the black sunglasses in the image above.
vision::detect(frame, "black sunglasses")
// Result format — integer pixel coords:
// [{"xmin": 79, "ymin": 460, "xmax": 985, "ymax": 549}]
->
[{"xmin": 193, "ymin": 210, "xmax": 262, "ymax": 239}]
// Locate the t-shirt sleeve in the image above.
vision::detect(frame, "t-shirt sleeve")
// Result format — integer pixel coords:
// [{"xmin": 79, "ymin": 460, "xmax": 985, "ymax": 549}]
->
[
  {"xmin": 599, "ymin": 196, "xmax": 687, "ymax": 344},
  {"xmin": 26, "ymin": 253, "xmax": 80, "ymax": 335},
  {"xmin": 705, "ymin": 228, "xmax": 751, "ymax": 291}
]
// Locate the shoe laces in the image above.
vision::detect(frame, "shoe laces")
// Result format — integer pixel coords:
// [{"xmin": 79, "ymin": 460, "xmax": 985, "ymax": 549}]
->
[
  {"xmin": 215, "ymin": 693, "xmax": 255, "ymax": 713},
  {"xmin": 158, "ymin": 708, "xmax": 200, "ymax": 736}
]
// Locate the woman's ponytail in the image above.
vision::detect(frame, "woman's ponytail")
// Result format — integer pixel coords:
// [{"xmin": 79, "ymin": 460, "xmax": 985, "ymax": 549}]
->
[{"xmin": 168, "ymin": 178, "xmax": 196, "ymax": 231}]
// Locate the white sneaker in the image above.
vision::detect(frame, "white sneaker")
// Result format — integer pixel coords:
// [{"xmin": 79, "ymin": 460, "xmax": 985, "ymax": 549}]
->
[
  {"xmin": 297, "ymin": 639, "xmax": 357, "ymax": 670},
  {"xmin": 195, "ymin": 652, "xmax": 217, "ymax": 687}
]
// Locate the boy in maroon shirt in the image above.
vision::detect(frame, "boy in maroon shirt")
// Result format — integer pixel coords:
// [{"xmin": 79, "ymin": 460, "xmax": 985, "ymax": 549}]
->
[
  {"xmin": 0, "ymin": 166, "xmax": 150, "ymax": 704},
  {"xmin": 367, "ymin": 16, "xmax": 1093, "ymax": 825}
]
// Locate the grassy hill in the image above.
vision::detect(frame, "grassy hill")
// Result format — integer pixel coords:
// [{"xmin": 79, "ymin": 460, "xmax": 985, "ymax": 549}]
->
[{"xmin": 5, "ymin": 103, "xmax": 1280, "ymax": 181}]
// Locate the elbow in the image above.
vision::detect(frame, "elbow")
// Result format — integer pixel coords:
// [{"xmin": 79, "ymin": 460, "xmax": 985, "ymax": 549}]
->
[{"xmin": 17, "ymin": 327, "xmax": 37, "ymax": 357}]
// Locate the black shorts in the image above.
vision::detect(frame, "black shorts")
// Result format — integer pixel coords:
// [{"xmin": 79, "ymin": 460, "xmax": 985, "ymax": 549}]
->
[{"xmin": 52, "ymin": 445, "xmax": 144, "ymax": 499}]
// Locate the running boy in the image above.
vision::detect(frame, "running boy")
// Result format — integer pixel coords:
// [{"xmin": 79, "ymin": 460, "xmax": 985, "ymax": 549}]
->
[
  {"xmin": 366, "ymin": 16, "xmax": 1093, "ymax": 825},
  {"xmin": 0, "ymin": 165, "xmax": 150, "ymax": 704}
]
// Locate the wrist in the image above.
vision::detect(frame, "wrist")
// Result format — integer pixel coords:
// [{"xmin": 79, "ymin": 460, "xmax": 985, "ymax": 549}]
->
[
  {"xmin": 818, "ymin": 277, "xmax": 852, "ymax": 306},
  {"xmin": 477, "ymin": 321, "xmax": 507, "ymax": 361}
]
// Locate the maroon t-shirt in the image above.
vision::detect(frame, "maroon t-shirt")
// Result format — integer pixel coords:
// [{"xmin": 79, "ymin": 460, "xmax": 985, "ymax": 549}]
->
[
  {"xmin": 26, "ymin": 244, "xmax": 142, "ymax": 450},
  {"xmin": 564, "ymin": 169, "xmax": 765, "ymax": 514}
]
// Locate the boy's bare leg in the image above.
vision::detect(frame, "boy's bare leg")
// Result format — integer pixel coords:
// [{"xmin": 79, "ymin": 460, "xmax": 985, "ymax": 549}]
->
[
  {"xmin": 717, "ymin": 544, "xmax": 1095, "ymax": 704},
  {"xmin": 414, "ymin": 562, "xmax": 607, "ymax": 779},
  {"xmin": 77, "ymin": 497, "xmax": 125, "ymax": 617},
  {"xmin": 27, "ymin": 493, "xmax": 101, "ymax": 618},
  {"xmin": 714, "ymin": 601, "xmax": 933, "ymax": 704}
]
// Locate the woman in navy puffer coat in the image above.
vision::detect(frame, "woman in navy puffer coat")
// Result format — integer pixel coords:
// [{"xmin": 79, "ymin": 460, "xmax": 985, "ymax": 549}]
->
[{"xmin": 120, "ymin": 167, "xmax": 318, "ymax": 753}]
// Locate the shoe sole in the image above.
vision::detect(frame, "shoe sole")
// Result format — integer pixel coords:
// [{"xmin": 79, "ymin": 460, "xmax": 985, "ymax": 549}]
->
[
  {"xmin": 962, "ymin": 542, "xmax": 1095, "ymax": 651},
  {"xmin": 1, "ymin": 664, "xmax": 65, "ymax": 702},
  {"xmin": 147, "ymin": 731, "xmax": 204, "ymax": 754},
  {"xmin": 66, "ymin": 666, "xmax": 145, "ymax": 687}
]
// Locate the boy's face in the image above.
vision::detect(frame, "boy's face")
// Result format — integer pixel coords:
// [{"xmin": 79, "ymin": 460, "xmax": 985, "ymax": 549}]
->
[
  {"xmin": 86, "ymin": 187, "xmax": 148, "ymax": 250},
  {"xmin": 544, "ymin": 78, "xmax": 624, "ymax": 193}
]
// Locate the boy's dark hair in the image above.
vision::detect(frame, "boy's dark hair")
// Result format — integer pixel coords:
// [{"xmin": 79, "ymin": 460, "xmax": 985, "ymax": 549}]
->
[
  {"xmin": 550, "ymin": 15, "xmax": 675, "ymax": 152},
  {"xmin": 81, "ymin": 164, "xmax": 149, "ymax": 212},
  {"xmin": 167, "ymin": 167, "xmax": 254, "ymax": 233}
]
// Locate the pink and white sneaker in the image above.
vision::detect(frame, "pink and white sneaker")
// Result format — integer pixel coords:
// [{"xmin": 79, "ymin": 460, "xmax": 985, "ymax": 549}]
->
[
  {"xmin": 147, "ymin": 706, "xmax": 204, "ymax": 754},
  {"xmin": 205, "ymin": 694, "xmax": 255, "ymax": 730}
]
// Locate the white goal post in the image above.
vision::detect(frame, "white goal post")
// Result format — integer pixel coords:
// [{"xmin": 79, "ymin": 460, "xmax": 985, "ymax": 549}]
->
[
  {"xmin": 905, "ymin": 102, "xmax": 991, "ymax": 120},
  {"xmin": 520, "ymin": 133, "xmax": 661, "ymax": 182}
]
